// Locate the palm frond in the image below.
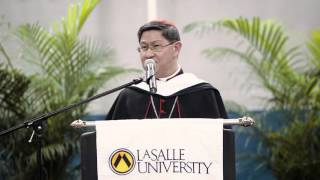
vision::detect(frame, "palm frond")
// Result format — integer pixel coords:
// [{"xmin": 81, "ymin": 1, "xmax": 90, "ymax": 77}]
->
[
  {"xmin": 0, "ymin": 65, "xmax": 30, "ymax": 123},
  {"xmin": 0, "ymin": 43, "xmax": 14, "ymax": 69},
  {"xmin": 53, "ymin": 0, "xmax": 101, "ymax": 38},
  {"xmin": 184, "ymin": 17, "xmax": 291, "ymax": 62},
  {"xmin": 185, "ymin": 17, "xmax": 304, "ymax": 109},
  {"xmin": 307, "ymin": 30, "xmax": 320, "ymax": 77}
]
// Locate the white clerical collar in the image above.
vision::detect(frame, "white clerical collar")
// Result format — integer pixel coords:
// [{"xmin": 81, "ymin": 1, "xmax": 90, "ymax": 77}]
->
[
  {"xmin": 133, "ymin": 73, "xmax": 206, "ymax": 97},
  {"xmin": 158, "ymin": 65, "xmax": 181, "ymax": 82}
]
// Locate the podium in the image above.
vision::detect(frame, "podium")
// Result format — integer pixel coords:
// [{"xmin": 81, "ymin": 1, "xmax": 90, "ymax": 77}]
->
[
  {"xmin": 77, "ymin": 118, "xmax": 242, "ymax": 180},
  {"xmin": 81, "ymin": 129, "xmax": 235, "ymax": 180}
]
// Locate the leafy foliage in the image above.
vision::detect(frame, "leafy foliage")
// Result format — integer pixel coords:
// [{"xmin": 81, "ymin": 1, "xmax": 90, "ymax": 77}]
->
[
  {"xmin": 0, "ymin": 65, "xmax": 30, "ymax": 177},
  {"xmin": 0, "ymin": 0, "xmax": 132, "ymax": 179},
  {"xmin": 185, "ymin": 17, "xmax": 320, "ymax": 179}
]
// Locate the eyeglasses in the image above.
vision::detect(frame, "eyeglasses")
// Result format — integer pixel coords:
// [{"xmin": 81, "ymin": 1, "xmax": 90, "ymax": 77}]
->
[{"xmin": 137, "ymin": 41, "xmax": 177, "ymax": 53}]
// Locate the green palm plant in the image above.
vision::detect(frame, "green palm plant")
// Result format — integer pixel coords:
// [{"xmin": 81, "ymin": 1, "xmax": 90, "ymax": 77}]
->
[
  {"xmin": 184, "ymin": 17, "xmax": 320, "ymax": 179},
  {"xmin": 0, "ymin": 64, "xmax": 31, "ymax": 178},
  {"xmin": 0, "ymin": 0, "xmax": 133, "ymax": 179}
]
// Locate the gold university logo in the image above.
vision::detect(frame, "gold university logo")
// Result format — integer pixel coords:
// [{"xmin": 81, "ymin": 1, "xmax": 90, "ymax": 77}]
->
[{"xmin": 109, "ymin": 148, "xmax": 135, "ymax": 175}]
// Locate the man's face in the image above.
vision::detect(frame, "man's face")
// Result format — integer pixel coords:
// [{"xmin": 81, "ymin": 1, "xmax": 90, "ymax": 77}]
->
[{"xmin": 139, "ymin": 30, "xmax": 181, "ymax": 78}]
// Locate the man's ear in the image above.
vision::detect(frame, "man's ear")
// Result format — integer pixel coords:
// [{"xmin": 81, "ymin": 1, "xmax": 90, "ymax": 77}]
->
[{"xmin": 173, "ymin": 41, "xmax": 182, "ymax": 52}]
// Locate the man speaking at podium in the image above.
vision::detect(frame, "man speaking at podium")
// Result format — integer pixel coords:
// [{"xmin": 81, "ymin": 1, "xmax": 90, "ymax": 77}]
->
[
  {"xmin": 100, "ymin": 19, "xmax": 235, "ymax": 180},
  {"xmin": 106, "ymin": 19, "xmax": 229, "ymax": 121}
]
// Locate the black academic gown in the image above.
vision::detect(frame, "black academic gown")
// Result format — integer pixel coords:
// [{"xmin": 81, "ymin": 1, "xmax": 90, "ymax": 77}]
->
[{"xmin": 106, "ymin": 82, "xmax": 228, "ymax": 120}]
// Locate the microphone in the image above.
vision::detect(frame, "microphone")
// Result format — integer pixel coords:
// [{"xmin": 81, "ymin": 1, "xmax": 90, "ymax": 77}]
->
[{"xmin": 144, "ymin": 59, "xmax": 157, "ymax": 93}]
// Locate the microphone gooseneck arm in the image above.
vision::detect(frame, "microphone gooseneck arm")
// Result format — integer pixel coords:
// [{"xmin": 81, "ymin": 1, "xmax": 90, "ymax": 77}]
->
[{"xmin": 0, "ymin": 77, "xmax": 144, "ymax": 136}]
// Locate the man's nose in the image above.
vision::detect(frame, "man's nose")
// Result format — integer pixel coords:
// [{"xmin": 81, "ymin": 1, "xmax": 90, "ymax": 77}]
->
[{"xmin": 143, "ymin": 49, "xmax": 155, "ymax": 59}]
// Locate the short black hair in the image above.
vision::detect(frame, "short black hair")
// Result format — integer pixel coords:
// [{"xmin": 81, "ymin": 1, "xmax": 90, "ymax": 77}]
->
[{"xmin": 137, "ymin": 19, "xmax": 180, "ymax": 43}]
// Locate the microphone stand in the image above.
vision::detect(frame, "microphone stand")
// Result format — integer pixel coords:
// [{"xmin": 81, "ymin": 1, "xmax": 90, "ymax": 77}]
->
[{"xmin": 0, "ymin": 77, "xmax": 143, "ymax": 180}]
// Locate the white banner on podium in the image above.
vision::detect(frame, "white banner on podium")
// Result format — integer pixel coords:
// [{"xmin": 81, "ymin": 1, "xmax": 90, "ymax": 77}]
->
[{"xmin": 95, "ymin": 118, "xmax": 223, "ymax": 180}]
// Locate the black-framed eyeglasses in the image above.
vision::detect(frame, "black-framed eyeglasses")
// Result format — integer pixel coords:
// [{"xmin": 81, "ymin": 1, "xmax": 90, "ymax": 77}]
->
[{"xmin": 137, "ymin": 41, "xmax": 177, "ymax": 53}]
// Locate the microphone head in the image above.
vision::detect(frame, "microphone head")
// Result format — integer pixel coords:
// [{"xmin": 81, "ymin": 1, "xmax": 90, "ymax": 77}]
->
[{"xmin": 143, "ymin": 59, "xmax": 156, "ymax": 69}]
